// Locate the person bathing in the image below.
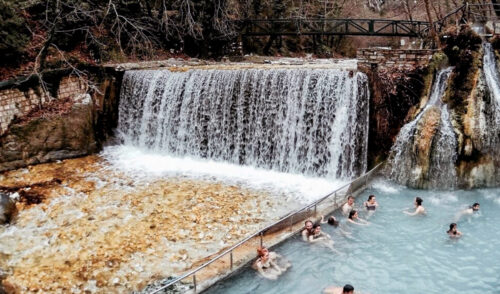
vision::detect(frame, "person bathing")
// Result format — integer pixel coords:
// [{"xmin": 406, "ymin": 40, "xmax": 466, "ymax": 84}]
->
[
  {"xmin": 342, "ymin": 196, "xmax": 355, "ymax": 216},
  {"xmin": 253, "ymin": 247, "xmax": 290, "ymax": 280},
  {"xmin": 403, "ymin": 197, "xmax": 426, "ymax": 216},
  {"xmin": 447, "ymin": 223, "xmax": 462, "ymax": 238},
  {"xmin": 347, "ymin": 210, "xmax": 369, "ymax": 225},
  {"xmin": 302, "ymin": 220, "xmax": 314, "ymax": 241},
  {"xmin": 364, "ymin": 194, "xmax": 378, "ymax": 211}
]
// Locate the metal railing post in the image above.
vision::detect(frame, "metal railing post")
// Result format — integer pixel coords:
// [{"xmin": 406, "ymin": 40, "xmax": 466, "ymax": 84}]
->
[
  {"xmin": 260, "ymin": 232, "xmax": 263, "ymax": 248},
  {"xmin": 193, "ymin": 274, "xmax": 197, "ymax": 293},
  {"xmin": 230, "ymin": 251, "xmax": 234, "ymax": 270}
]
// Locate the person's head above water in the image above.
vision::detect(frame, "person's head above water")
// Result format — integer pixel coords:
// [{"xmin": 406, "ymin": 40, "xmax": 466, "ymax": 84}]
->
[
  {"xmin": 304, "ymin": 220, "xmax": 313, "ymax": 230},
  {"xmin": 343, "ymin": 284, "xmax": 354, "ymax": 294},
  {"xmin": 447, "ymin": 223, "xmax": 457, "ymax": 234},
  {"xmin": 415, "ymin": 197, "xmax": 423, "ymax": 206},
  {"xmin": 348, "ymin": 210, "xmax": 357, "ymax": 220},
  {"xmin": 327, "ymin": 216, "xmax": 339, "ymax": 226},
  {"xmin": 257, "ymin": 247, "xmax": 269, "ymax": 258},
  {"xmin": 347, "ymin": 196, "xmax": 354, "ymax": 205},
  {"xmin": 312, "ymin": 224, "xmax": 321, "ymax": 234},
  {"xmin": 471, "ymin": 203, "xmax": 480, "ymax": 211},
  {"xmin": 367, "ymin": 195, "xmax": 375, "ymax": 202}
]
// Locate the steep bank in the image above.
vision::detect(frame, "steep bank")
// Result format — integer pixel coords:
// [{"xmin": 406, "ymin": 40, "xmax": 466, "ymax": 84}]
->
[{"xmin": 385, "ymin": 27, "xmax": 500, "ymax": 189}]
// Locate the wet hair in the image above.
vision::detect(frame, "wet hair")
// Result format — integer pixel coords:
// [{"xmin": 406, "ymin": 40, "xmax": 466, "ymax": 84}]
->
[
  {"xmin": 304, "ymin": 220, "xmax": 313, "ymax": 226},
  {"xmin": 471, "ymin": 203, "xmax": 480, "ymax": 210},
  {"xmin": 347, "ymin": 196, "xmax": 354, "ymax": 201},
  {"xmin": 368, "ymin": 194, "xmax": 375, "ymax": 201},
  {"xmin": 348, "ymin": 210, "xmax": 357, "ymax": 220},
  {"xmin": 415, "ymin": 197, "xmax": 423, "ymax": 206},
  {"xmin": 343, "ymin": 284, "xmax": 354, "ymax": 293},
  {"xmin": 447, "ymin": 223, "xmax": 457, "ymax": 234},
  {"xmin": 327, "ymin": 216, "xmax": 339, "ymax": 226},
  {"xmin": 312, "ymin": 224, "xmax": 321, "ymax": 230},
  {"xmin": 256, "ymin": 247, "xmax": 268, "ymax": 257}
]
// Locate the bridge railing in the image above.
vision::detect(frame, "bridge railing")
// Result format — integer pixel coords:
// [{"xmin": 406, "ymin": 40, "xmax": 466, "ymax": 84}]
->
[
  {"xmin": 149, "ymin": 162, "xmax": 384, "ymax": 294},
  {"xmin": 239, "ymin": 18, "xmax": 431, "ymax": 37}
]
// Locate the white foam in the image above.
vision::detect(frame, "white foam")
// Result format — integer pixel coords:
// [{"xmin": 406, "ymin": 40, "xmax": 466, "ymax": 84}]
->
[
  {"xmin": 371, "ymin": 180, "xmax": 400, "ymax": 194},
  {"xmin": 427, "ymin": 192, "xmax": 458, "ymax": 206},
  {"xmin": 101, "ymin": 145, "xmax": 347, "ymax": 203}
]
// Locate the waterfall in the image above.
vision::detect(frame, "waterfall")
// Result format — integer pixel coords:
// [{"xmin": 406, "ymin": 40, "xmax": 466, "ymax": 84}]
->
[
  {"xmin": 387, "ymin": 67, "xmax": 457, "ymax": 189},
  {"xmin": 481, "ymin": 42, "xmax": 500, "ymax": 153},
  {"xmin": 117, "ymin": 68, "xmax": 369, "ymax": 179}
]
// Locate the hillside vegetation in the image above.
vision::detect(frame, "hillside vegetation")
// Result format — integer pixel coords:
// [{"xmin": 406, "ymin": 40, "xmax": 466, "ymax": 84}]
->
[{"xmin": 0, "ymin": 0, "xmax": 461, "ymax": 79}]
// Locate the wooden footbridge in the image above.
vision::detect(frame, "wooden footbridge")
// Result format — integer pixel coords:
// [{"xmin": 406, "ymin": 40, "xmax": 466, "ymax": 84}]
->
[{"xmin": 237, "ymin": 2, "xmax": 500, "ymax": 39}]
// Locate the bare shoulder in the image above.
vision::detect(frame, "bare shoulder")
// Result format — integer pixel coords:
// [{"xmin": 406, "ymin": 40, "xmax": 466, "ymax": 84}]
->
[{"xmin": 323, "ymin": 286, "xmax": 342, "ymax": 294}]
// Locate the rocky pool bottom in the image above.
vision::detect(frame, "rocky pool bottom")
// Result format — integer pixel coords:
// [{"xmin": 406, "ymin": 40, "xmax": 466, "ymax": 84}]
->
[
  {"xmin": 207, "ymin": 182, "xmax": 500, "ymax": 294},
  {"xmin": 0, "ymin": 154, "xmax": 306, "ymax": 293}
]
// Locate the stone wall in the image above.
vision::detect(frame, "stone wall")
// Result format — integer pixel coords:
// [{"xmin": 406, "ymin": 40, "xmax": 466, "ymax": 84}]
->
[
  {"xmin": 0, "ymin": 75, "xmax": 87, "ymax": 134},
  {"xmin": 0, "ymin": 69, "xmax": 122, "ymax": 172},
  {"xmin": 357, "ymin": 48, "xmax": 436, "ymax": 71}
]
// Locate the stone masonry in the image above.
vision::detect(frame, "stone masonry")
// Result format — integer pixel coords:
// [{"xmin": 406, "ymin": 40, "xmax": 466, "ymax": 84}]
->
[
  {"xmin": 357, "ymin": 48, "xmax": 436, "ymax": 71},
  {"xmin": 0, "ymin": 76, "xmax": 87, "ymax": 134}
]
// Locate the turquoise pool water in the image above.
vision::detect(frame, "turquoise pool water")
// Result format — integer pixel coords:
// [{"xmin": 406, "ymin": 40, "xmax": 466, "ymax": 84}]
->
[{"xmin": 205, "ymin": 181, "xmax": 500, "ymax": 294}]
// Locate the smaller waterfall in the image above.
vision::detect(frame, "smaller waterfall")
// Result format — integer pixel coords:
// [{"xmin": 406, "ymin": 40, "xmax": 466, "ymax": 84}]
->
[
  {"xmin": 482, "ymin": 42, "xmax": 500, "ymax": 152},
  {"xmin": 387, "ymin": 67, "xmax": 457, "ymax": 189}
]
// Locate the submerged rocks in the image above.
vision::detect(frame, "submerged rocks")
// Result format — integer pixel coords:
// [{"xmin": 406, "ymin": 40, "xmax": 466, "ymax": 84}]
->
[{"xmin": 0, "ymin": 156, "xmax": 295, "ymax": 293}]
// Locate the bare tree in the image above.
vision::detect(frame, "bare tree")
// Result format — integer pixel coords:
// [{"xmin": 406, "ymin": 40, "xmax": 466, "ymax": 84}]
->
[{"xmin": 423, "ymin": 0, "xmax": 441, "ymax": 47}]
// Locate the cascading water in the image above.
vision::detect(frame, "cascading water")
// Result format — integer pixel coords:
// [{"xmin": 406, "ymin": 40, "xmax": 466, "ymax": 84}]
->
[
  {"xmin": 481, "ymin": 42, "xmax": 500, "ymax": 153},
  {"xmin": 117, "ymin": 68, "xmax": 369, "ymax": 180},
  {"xmin": 387, "ymin": 67, "xmax": 458, "ymax": 189}
]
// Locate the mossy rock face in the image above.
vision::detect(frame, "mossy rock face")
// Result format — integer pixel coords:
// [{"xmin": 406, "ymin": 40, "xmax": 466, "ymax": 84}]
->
[
  {"xmin": 416, "ymin": 52, "xmax": 450, "ymax": 115},
  {"xmin": 0, "ymin": 103, "xmax": 98, "ymax": 171}
]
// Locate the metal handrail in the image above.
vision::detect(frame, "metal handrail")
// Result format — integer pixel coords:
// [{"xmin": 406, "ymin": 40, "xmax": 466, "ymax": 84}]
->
[{"xmin": 150, "ymin": 162, "xmax": 383, "ymax": 294}]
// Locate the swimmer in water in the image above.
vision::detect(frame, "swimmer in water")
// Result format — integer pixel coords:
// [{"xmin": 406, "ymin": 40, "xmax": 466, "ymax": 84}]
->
[
  {"xmin": 320, "ymin": 215, "xmax": 355, "ymax": 240},
  {"xmin": 302, "ymin": 220, "xmax": 314, "ymax": 241},
  {"xmin": 252, "ymin": 247, "xmax": 290, "ymax": 280},
  {"xmin": 321, "ymin": 215, "xmax": 339, "ymax": 226},
  {"xmin": 342, "ymin": 196, "xmax": 355, "ymax": 216},
  {"xmin": 308, "ymin": 224, "xmax": 331, "ymax": 242},
  {"xmin": 308, "ymin": 224, "xmax": 339, "ymax": 253},
  {"xmin": 323, "ymin": 284, "xmax": 355, "ymax": 294},
  {"xmin": 447, "ymin": 223, "xmax": 462, "ymax": 238},
  {"xmin": 454, "ymin": 203, "xmax": 480, "ymax": 222},
  {"xmin": 364, "ymin": 195, "xmax": 378, "ymax": 212},
  {"xmin": 403, "ymin": 197, "xmax": 426, "ymax": 216},
  {"xmin": 347, "ymin": 210, "xmax": 369, "ymax": 225}
]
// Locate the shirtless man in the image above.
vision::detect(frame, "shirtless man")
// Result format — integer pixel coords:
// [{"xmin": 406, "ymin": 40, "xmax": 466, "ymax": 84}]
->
[
  {"xmin": 403, "ymin": 197, "xmax": 425, "ymax": 216},
  {"xmin": 342, "ymin": 196, "xmax": 355, "ymax": 216},
  {"xmin": 324, "ymin": 284, "xmax": 355, "ymax": 294},
  {"xmin": 455, "ymin": 203, "xmax": 480, "ymax": 222},
  {"xmin": 301, "ymin": 220, "xmax": 314, "ymax": 241}
]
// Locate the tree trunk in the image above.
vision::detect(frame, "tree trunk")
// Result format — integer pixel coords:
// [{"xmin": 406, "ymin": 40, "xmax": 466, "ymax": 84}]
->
[{"xmin": 423, "ymin": 0, "xmax": 440, "ymax": 48}]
